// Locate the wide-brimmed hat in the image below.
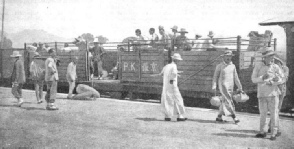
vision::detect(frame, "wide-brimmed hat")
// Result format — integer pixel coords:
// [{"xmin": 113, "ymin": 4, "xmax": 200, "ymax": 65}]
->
[
  {"xmin": 221, "ymin": 50, "xmax": 235, "ymax": 56},
  {"xmin": 261, "ymin": 48, "xmax": 275, "ymax": 57},
  {"xmin": 10, "ymin": 51, "xmax": 22, "ymax": 57},
  {"xmin": 171, "ymin": 25, "xmax": 178, "ymax": 31},
  {"xmin": 208, "ymin": 31, "xmax": 214, "ymax": 37},
  {"xmin": 195, "ymin": 34, "xmax": 202, "ymax": 38},
  {"xmin": 178, "ymin": 28, "xmax": 188, "ymax": 33},
  {"xmin": 171, "ymin": 53, "xmax": 183, "ymax": 60}
]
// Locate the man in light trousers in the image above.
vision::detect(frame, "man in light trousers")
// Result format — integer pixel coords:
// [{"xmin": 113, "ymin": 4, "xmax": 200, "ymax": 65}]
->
[
  {"xmin": 66, "ymin": 57, "xmax": 78, "ymax": 99},
  {"xmin": 251, "ymin": 48, "xmax": 284, "ymax": 140},
  {"xmin": 10, "ymin": 51, "xmax": 26, "ymax": 107},
  {"xmin": 45, "ymin": 48, "xmax": 59, "ymax": 110}
]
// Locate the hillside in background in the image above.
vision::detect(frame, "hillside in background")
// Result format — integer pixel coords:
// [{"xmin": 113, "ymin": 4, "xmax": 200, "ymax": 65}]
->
[{"xmin": 7, "ymin": 29, "xmax": 72, "ymax": 48}]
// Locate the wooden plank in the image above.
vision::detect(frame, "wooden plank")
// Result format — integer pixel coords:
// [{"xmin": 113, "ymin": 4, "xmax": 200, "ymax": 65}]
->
[
  {"xmin": 172, "ymin": 51, "xmax": 224, "ymax": 56},
  {"xmin": 179, "ymin": 55, "xmax": 222, "ymax": 61},
  {"xmin": 177, "ymin": 61, "xmax": 222, "ymax": 66}
]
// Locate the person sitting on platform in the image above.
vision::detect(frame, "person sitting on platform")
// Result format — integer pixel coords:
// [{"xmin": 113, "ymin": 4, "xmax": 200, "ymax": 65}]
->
[{"xmin": 72, "ymin": 84, "xmax": 100, "ymax": 100}]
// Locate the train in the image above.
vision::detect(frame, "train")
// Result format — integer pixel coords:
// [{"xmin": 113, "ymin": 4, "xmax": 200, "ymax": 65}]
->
[{"xmin": 0, "ymin": 35, "xmax": 282, "ymax": 103}]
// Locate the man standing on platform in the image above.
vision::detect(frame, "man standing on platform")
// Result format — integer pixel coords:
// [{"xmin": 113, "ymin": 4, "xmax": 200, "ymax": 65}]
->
[
  {"xmin": 10, "ymin": 51, "xmax": 26, "ymax": 107},
  {"xmin": 252, "ymin": 48, "xmax": 284, "ymax": 140},
  {"xmin": 45, "ymin": 48, "xmax": 59, "ymax": 110},
  {"xmin": 212, "ymin": 50, "xmax": 243, "ymax": 124},
  {"xmin": 151, "ymin": 53, "xmax": 186, "ymax": 121},
  {"xmin": 66, "ymin": 57, "xmax": 78, "ymax": 99}
]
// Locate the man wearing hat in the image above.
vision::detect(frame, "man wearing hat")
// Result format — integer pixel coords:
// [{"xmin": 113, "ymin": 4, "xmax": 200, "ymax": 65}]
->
[
  {"xmin": 174, "ymin": 28, "xmax": 191, "ymax": 51},
  {"xmin": 192, "ymin": 34, "xmax": 204, "ymax": 51},
  {"xmin": 10, "ymin": 51, "xmax": 26, "ymax": 107},
  {"xmin": 251, "ymin": 48, "xmax": 284, "ymax": 140},
  {"xmin": 202, "ymin": 31, "xmax": 217, "ymax": 51},
  {"xmin": 170, "ymin": 26, "xmax": 178, "ymax": 49},
  {"xmin": 212, "ymin": 50, "xmax": 243, "ymax": 124},
  {"xmin": 36, "ymin": 42, "xmax": 44, "ymax": 52},
  {"xmin": 89, "ymin": 37, "xmax": 106, "ymax": 79},
  {"xmin": 45, "ymin": 48, "xmax": 59, "ymax": 110},
  {"xmin": 158, "ymin": 26, "xmax": 171, "ymax": 50},
  {"xmin": 29, "ymin": 52, "xmax": 45, "ymax": 104},
  {"xmin": 268, "ymin": 56, "xmax": 289, "ymax": 137},
  {"xmin": 151, "ymin": 53, "xmax": 187, "ymax": 121}
]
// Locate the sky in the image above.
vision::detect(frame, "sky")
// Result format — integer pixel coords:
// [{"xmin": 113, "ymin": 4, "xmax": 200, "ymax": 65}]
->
[{"xmin": 2, "ymin": 0, "xmax": 294, "ymax": 50}]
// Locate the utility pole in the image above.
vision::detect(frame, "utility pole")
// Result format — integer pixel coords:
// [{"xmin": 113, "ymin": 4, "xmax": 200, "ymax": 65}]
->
[{"xmin": 1, "ymin": 0, "xmax": 5, "ymax": 49}]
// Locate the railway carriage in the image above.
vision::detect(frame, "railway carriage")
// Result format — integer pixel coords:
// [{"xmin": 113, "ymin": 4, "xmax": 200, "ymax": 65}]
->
[{"xmin": 0, "ymin": 36, "xmax": 281, "ymax": 103}]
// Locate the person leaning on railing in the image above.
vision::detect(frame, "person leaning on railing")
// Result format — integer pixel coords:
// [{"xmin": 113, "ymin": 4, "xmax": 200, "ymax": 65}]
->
[
  {"xmin": 175, "ymin": 28, "xmax": 192, "ymax": 51},
  {"xmin": 158, "ymin": 25, "xmax": 171, "ymax": 51}
]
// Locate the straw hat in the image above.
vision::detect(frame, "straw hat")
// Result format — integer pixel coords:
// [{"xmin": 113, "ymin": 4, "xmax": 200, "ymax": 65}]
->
[
  {"xmin": 171, "ymin": 25, "xmax": 178, "ymax": 31},
  {"xmin": 171, "ymin": 53, "xmax": 183, "ymax": 60},
  {"xmin": 221, "ymin": 50, "xmax": 235, "ymax": 56},
  {"xmin": 10, "ymin": 51, "xmax": 22, "ymax": 57},
  {"xmin": 208, "ymin": 31, "xmax": 214, "ymax": 37},
  {"xmin": 178, "ymin": 28, "xmax": 188, "ymax": 33},
  {"xmin": 261, "ymin": 48, "xmax": 275, "ymax": 57}
]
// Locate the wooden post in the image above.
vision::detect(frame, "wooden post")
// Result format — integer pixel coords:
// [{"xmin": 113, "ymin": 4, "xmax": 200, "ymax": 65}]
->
[
  {"xmin": 0, "ymin": 48, "xmax": 2, "ymax": 82},
  {"xmin": 55, "ymin": 42, "xmax": 58, "ymax": 55},
  {"xmin": 128, "ymin": 41, "xmax": 130, "ymax": 52},
  {"xmin": 86, "ymin": 41, "xmax": 89, "ymax": 81},
  {"xmin": 236, "ymin": 36, "xmax": 241, "ymax": 73},
  {"xmin": 274, "ymin": 38, "xmax": 277, "ymax": 51}
]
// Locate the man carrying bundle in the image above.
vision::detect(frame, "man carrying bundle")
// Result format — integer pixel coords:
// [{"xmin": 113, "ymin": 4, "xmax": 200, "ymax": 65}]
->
[{"xmin": 212, "ymin": 50, "xmax": 243, "ymax": 124}]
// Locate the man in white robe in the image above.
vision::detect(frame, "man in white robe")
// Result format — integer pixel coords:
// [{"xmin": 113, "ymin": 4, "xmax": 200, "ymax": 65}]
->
[{"xmin": 152, "ymin": 53, "xmax": 186, "ymax": 121}]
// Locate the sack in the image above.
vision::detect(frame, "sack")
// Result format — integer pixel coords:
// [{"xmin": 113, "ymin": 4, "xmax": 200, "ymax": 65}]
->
[
  {"xmin": 210, "ymin": 96, "xmax": 222, "ymax": 107},
  {"xmin": 233, "ymin": 92, "xmax": 249, "ymax": 103}
]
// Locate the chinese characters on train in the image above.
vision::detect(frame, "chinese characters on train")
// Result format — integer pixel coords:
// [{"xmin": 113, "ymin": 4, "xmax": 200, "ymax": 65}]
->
[{"xmin": 123, "ymin": 61, "xmax": 158, "ymax": 72}]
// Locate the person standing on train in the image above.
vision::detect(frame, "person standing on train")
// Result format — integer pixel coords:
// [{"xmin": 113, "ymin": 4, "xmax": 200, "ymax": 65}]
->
[
  {"xmin": 90, "ymin": 38, "xmax": 106, "ymax": 79},
  {"xmin": 191, "ymin": 34, "xmax": 204, "ymax": 51},
  {"xmin": 29, "ymin": 52, "xmax": 45, "ymax": 104},
  {"xmin": 212, "ymin": 50, "xmax": 243, "ymax": 124},
  {"xmin": 158, "ymin": 26, "xmax": 171, "ymax": 50},
  {"xmin": 251, "ymin": 48, "xmax": 284, "ymax": 140},
  {"xmin": 66, "ymin": 56, "xmax": 78, "ymax": 99},
  {"xmin": 151, "ymin": 53, "xmax": 187, "ymax": 121},
  {"xmin": 202, "ymin": 31, "xmax": 217, "ymax": 51},
  {"xmin": 170, "ymin": 25, "xmax": 178, "ymax": 50},
  {"xmin": 175, "ymin": 28, "xmax": 191, "ymax": 51},
  {"xmin": 148, "ymin": 28, "xmax": 159, "ymax": 48},
  {"xmin": 45, "ymin": 48, "xmax": 59, "ymax": 110},
  {"xmin": 10, "ymin": 51, "xmax": 26, "ymax": 107},
  {"xmin": 267, "ymin": 56, "xmax": 289, "ymax": 137}
]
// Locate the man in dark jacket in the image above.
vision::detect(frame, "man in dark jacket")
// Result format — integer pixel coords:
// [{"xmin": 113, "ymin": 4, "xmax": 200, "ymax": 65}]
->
[{"xmin": 10, "ymin": 51, "xmax": 26, "ymax": 107}]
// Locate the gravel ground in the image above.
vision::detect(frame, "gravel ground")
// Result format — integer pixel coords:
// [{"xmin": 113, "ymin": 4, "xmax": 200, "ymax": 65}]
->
[{"xmin": 0, "ymin": 87, "xmax": 293, "ymax": 148}]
